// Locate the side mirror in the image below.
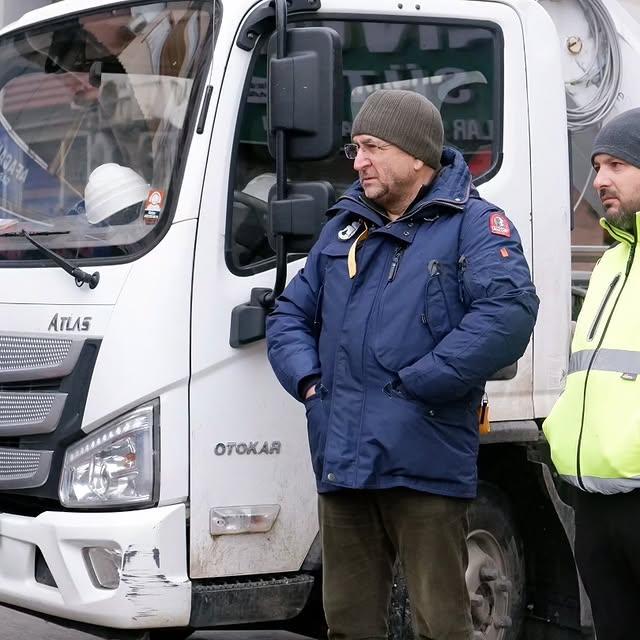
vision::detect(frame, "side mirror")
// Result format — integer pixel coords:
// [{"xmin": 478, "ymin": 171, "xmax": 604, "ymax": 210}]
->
[
  {"xmin": 230, "ymin": 4, "xmax": 344, "ymax": 349},
  {"xmin": 488, "ymin": 363, "xmax": 518, "ymax": 380},
  {"xmin": 268, "ymin": 181, "xmax": 334, "ymax": 254},
  {"xmin": 230, "ymin": 288, "xmax": 272, "ymax": 349},
  {"xmin": 267, "ymin": 27, "xmax": 342, "ymax": 160}
]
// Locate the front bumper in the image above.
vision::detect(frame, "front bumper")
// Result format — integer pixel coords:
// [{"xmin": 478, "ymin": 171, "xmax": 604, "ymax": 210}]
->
[{"xmin": 0, "ymin": 504, "xmax": 190, "ymax": 629}]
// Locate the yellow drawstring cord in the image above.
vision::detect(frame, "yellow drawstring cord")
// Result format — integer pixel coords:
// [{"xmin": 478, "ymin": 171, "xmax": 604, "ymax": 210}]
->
[{"xmin": 347, "ymin": 222, "xmax": 369, "ymax": 278}]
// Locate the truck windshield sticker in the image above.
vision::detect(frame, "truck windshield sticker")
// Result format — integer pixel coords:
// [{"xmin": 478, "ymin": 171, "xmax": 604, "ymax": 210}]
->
[{"xmin": 143, "ymin": 189, "xmax": 165, "ymax": 225}]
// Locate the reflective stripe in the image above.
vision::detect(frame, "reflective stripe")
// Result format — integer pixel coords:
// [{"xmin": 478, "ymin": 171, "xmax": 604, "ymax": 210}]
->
[
  {"xmin": 560, "ymin": 474, "xmax": 640, "ymax": 494},
  {"xmin": 569, "ymin": 348, "xmax": 640, "ymax": 375}
]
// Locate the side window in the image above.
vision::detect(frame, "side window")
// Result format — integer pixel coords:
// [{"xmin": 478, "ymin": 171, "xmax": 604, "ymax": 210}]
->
[{"xmin": 228, "ymin": 18, "xmax": 502, "ymax": 274}]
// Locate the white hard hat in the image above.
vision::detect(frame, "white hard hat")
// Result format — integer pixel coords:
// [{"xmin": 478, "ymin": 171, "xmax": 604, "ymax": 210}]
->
[{"xmin": 84, "ymin": 163, "xmax": 149, "ymax": 225}]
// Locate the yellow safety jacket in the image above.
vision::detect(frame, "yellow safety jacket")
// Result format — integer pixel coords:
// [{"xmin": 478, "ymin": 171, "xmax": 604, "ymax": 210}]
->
[{"xmin": 543, "ymin": 213, "xmax": 640, "ymax": 493}]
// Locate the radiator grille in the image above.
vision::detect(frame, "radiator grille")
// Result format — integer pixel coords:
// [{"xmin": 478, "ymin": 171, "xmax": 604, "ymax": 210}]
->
[
  {"xmin": 0, "ymin": 391, "xmax": 66, "ymax": 435},
  {"xmin": 0, "ymin": 335, "xmax": 72, "ymax": 372},
  {"xmin": 0, "ymin": 447, "xmax": 52, "ymax": 488},
  {"xmin": 0, "ymin": 334, "xmax": 82, "ymax": 382},
  {"xmin": 0, "ymin": 448, "xmax": 41, "ymax": 478},
  {"xmin": 0, "ymin": 392, "xmax": 54, "ymax": 425}
]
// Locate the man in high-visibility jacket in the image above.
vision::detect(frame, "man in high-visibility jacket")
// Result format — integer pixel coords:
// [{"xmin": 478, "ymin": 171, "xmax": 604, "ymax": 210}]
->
[{"xmin": 544, "ymin": 107, "xmax": 640, "ymax": 640}]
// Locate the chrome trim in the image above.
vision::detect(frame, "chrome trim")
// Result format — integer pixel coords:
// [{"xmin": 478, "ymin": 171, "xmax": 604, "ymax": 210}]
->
[
  {"xmin": 0, "ymin": 391, "xmax": 67, "ymax": 436},
  {"xmin": 0, "ymin": 447, "xmax": 53, "ymax": 489},
  {"xmin": 0, "ymin": 334, "xmax": 84, "ymax": 382}
]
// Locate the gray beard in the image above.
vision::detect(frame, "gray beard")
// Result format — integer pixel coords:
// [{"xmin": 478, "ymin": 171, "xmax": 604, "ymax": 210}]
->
[
  {"xmin": 607, "ymin": 206, "xmax": 638, "ymax": 233},
  {"xmin": 615, "ymin": 209, "xmax": 637, "ymax": 232}
]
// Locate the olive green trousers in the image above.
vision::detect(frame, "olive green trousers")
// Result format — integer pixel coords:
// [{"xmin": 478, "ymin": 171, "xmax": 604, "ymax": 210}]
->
[{"xmin": 319, "ymin": 488, "xmax": 473, "ymax": 640}]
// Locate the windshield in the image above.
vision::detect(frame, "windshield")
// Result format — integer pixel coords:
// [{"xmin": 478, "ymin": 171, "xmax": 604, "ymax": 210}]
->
[{"xmin": 0, "ymin": 1, "xmax": 214, "ymax": 263}]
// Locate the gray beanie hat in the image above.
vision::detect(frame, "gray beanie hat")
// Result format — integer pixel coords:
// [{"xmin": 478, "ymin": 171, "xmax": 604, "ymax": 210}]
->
[
  {"xmin": 351, "ymin": 90, "xmax": 444, "ymax": 170},
  {"xmin": 591, "ymin": 108, "xmax": 640, "ymax": 168}
]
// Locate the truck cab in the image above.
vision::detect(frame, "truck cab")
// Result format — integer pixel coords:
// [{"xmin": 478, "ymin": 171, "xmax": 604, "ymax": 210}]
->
[{"xmin": 0, "ymin": 1, "xmax": 576, "ymax": 638}]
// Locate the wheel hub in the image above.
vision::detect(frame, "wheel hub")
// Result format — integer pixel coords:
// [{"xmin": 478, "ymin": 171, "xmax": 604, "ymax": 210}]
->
[{"xmin": 466, "ymin": 529, "xmax": 513, "ymax": 640}]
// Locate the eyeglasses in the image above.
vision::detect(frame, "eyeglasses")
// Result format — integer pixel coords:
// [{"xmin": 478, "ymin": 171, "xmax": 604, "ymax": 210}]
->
[{"xmin": 343, "ymin": 141, "xmax": 392, "ymax": 160}]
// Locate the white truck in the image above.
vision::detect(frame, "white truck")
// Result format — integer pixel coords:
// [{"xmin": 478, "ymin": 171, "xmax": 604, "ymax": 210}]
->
[{"xmin": 0, "ymin": 0, "xmax": 637, "ymax": 638}]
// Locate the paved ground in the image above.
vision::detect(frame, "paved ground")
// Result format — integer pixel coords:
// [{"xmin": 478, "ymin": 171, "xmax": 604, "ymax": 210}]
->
[
  {"xmin": 0, "ymin": 606, "xmax": 315, "ymax": 640},
  {"xmin": 0, "ymin": 604, "xmax": 588, "ymax": 640}
]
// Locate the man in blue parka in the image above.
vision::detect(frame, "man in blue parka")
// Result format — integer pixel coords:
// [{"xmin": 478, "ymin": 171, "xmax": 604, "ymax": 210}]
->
[{"xmin": 266, "ymin": 90, "xmax": 538, "ymax": 640}]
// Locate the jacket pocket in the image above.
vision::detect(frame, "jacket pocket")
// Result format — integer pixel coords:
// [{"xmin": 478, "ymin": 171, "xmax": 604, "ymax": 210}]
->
[
  {"xmin": 457, "ymin": 255, "xmax": 471, "ymax": 307},
  {"xmin": 320, "ymin": 239, "xmax": 352, "ymax": 261},
  {"xmin": 383, "ymin": 379, "xmax": 469, "ymax": 419},
  {"xmin": 587, "ymin": 273, "xmax": 621, "ymax": 341},
  {"xmin": 305, "ymin": 384, "xmax": 328, "ymax": 476},
  {"xmin": 381, "ymin": 379, "xmax": 478, "ymax": 478},
  {"xmin": 373, "ymin": 247, "xmax": 430, "ymax": 372},
  {"xmin": 317, "ymin": 240, "xmax": 354, "ymax": 342},
  {"xmin": 383, "ymin": 379, "xmax": 415, "ymax": 402},
  {"xmin": 319, "ymin": 240, "xmax": 352, "ymax": 295},
  {"xmin": 422, "ymin": 259, "xmax": 453, "ymax": 342},
  {"xmin": 457, "ymin": 255, "xmax": 494, "ymax": 306}
]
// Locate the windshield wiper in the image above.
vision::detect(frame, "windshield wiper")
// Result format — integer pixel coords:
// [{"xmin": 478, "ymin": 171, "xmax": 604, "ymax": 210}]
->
[
  {"xmin": 0, "ymin": 231, "xmax": 65, "ymax": 237},
  {"xmin": 19, "ymin": 230, "xmax": 100, "ymax": 289}
]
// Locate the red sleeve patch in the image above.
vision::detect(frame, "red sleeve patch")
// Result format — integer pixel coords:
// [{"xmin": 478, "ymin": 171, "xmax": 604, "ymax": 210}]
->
[{"xmin": 489, "ymin": 212, "xmax": 511, "ymax": 237}]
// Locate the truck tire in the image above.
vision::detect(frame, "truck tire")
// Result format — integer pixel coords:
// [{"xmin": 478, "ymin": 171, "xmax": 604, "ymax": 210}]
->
[
  {"xmin": 388, "ymin": 483, "xmax": 525, "ymax": 640},
  {"xmin": 466, "ymin": 482, "xmax": 525, "ymax": 640}
]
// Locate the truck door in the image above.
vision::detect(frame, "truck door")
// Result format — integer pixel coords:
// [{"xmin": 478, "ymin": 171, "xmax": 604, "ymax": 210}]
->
[{"xmin": 190, "ymin": 0, "xmax": 531, "ymax": 579}]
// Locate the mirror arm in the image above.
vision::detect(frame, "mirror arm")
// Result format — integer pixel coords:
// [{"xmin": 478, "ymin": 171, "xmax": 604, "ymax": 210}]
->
[
  {"xmin": 236, "ymin": 0, "xmax": 321, "ymax": 51},
  {"xmin": 274, "ymin": 0, "xmax": 288, "ymax": 205},
  {"xmin": 263, "ymin": 0, "xmax": 289, "ymax": 310},
  {"xmin": 275, "ymin": 0, "xmax": 287, "ymax": 61},
  {"xmin": 262, "ymin": 235, "xmax": 288, "ymax": 308},
  {"xmin": 230, "ymin": 8, "xmax": 341, "ymax": 348}
]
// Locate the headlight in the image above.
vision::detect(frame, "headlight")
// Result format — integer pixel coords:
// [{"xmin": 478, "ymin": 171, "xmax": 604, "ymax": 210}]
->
[{"xmin": 59, "ymin": 401, "xmax": 158, "ymax": 508}]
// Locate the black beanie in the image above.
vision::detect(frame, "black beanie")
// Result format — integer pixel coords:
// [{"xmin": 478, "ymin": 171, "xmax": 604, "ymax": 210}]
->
[
  {"xmin": 351, "ymin": 90, "xmax": 444, "ymax": 170},
  {"xmin": 591, "ymin": 108, "xmax": 640, "ymax": 168}
]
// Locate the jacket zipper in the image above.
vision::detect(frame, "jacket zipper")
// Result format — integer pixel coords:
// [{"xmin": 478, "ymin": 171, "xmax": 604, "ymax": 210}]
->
[
  {"xmin": 387, "ymin": 246, "xmax": 404, "ymax": 281},
  {"xmin": 313, "ymin": 284, "xmax": 324, "ymax": 336},
  {"xmin": 421, "ymin": 260, "xmax": 453, "ymax": 328},
  {"xmin": 576, "ymin": 244, "xmax": 636, "ymax": 488},
  {"xmin": 421, "ymin": 260, "xmax": 442, "ymax": 324},
  {"xmin": 458, "ymin": 255, "xmax": 469, "ymax": 305},
  {"xmin": 587, "ymin": 273, "xmax": 621, "ymax": 341}
]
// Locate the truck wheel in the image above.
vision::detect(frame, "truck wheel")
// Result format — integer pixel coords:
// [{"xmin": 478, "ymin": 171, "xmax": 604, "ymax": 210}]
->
[
  {"xmin": 466, "ymin": 483, "xmax": 525, "ymax": 640},
  {"xmin": 388, "ymin": 483, "xmax": 525, "ymax": 640}
]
